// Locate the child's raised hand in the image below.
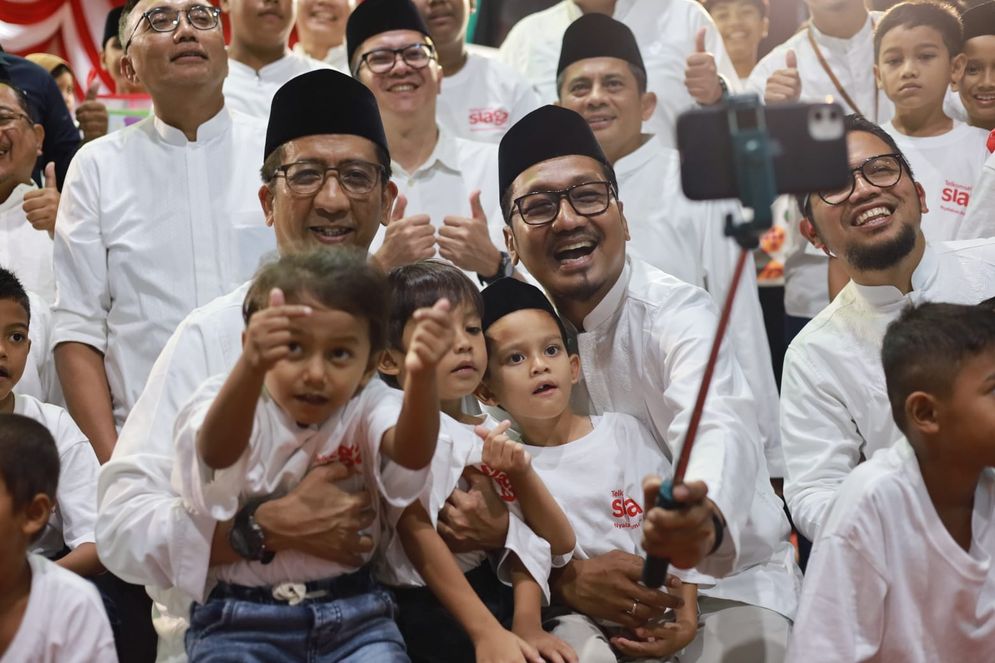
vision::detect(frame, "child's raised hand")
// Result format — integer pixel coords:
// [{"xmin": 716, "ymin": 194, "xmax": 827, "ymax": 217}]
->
[
  {"xmin": 405, "ymin": 298, "xmax": 454, "ymax": 376},
  {"xmin": 474, "ymin": 627, "xmax": 544, "ymax": 663},
  {"xmin": 478, "ymin": 420, "xmax": 531, "ymax": 476},
  {"xmin": 243, "ymin": 288, "xmax": 312, "ymax": 373}
]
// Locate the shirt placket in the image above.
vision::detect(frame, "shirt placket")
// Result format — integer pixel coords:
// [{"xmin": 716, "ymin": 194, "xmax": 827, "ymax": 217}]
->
[{"xmin": 186, "ymin": 141, "xmax": 223, "ymax": 307}]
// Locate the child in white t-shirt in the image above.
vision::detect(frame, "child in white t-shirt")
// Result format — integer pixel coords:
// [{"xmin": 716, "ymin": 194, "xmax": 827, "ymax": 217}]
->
[
  {"xmin": 475, "ymin": 277, "xmax": 699, "ymax": 663},
  {"xmin": 0, "ymin": 414, "xmax": 116, "ymax": 663},
  {"xmin": 788, "ymin": 301, "xmax": 995, "ymax": 662},
  {"xmin": 875, "ymin": 1, "xmax": 992, "ymax": 240},
  {"xmin": 172, "ymin": 249, "xmax": 452, "ymax": 660},
  {"xmin": 954, "ymin": 3, "xmax": 995, "ymax": 133},
  {"xmin": 375, "ymin": 261, "xmax": 576, "ymax": 663}
]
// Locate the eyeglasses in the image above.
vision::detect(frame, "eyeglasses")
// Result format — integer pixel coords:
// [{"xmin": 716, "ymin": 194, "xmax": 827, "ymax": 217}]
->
[
  {"xmin": 0, "ymin": 111, "xmax": 30, "ymax": 129},
  {"xmin": 816, "ymin": 153, "xmax": 906, "ymax": 206},
  {"xmin": 124, "ymin": 5, "xmax": 222, "ymax": 52},
  {"xmin": 356, "ymin": 43, "xmax": 436, "ymax": 75},
  {"xmin": 513, "ymin": 181, "xmax": 616, "ymax": 226},
  {"xmin": 272, "ymin": 160, "xmax": 386, "ymax": 197}
]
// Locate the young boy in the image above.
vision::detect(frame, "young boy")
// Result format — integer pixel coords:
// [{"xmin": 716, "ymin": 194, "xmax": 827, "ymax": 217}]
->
[
  {"xmin": 375, "ymin": 261, "xmax": 576, "ymax": 663},
  {"xmin": 0, "ymin": 268, "xmax": 101, "ymax": 579},
  {"xmin": 476, "ymin": 277, "xmax": 700, "ymax": 663},
  {"xmin": 0, "ymin": 414, "xmax": 116, "ymax": 662},
  {"xmin": 704, "ymin": 0, "xmax": 769, "ymax": 84},
  {"xmin": 785, "ymin": 301, "xmax": 995, "ymax": 661},
  {"xmin": 875, "ymin": 1, "xmax": 991, "ymax": 240},
  {"xmin": 954, "ymin": 2, "xmax": 995, "ymax": 132},
  {"xmin": 172, "ymin": 249, "xmax": 451, "ymax": 660}
]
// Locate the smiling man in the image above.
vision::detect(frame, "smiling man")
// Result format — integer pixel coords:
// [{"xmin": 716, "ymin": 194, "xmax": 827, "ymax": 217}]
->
[
  {"xmin": 221, "ymin": 0, "xmax": 331, "ymax": 119},
  {"xmin": 292, "ymin": 0, "xmax": 354, "ymax": 71},
  {"xmin": 782, "ymin": 114, "xmax": 995, "ymax": 542}
]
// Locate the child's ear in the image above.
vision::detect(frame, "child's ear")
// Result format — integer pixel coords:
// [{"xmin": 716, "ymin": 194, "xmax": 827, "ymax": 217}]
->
[
  {"xmin": 951, "ymin": 53, "xmax": 967, "ymax": 89},
  {"xmin": 474, "ymin": 380, "xmax": 500, "ymax": 407},
  {"xmin": 21, "ymin": 493, "xmax": 52, "ymax": 541},
  {"xmin": 569, "ymin": 353, "xmax": 581, "ymax": 384},
  {"xmin": 873, "ymin": 63, "xmax": 881, "ymax": 90},
  {"xmin": 905, "ymin": 391, "xmax": 940, "ymax": 436},
  {"xmin": 378, "ymin": 348, "xmax": 402, "ymax": 377}
]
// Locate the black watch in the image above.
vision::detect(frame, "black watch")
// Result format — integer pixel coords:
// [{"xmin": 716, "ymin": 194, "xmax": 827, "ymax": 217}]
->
[
  {"xmin": 230, "ymin": 497, "xmax": 276, "ymax": 564},
  {"xmin": 478, "ymin": 251, "xmax": 513, "ymax": 286}
]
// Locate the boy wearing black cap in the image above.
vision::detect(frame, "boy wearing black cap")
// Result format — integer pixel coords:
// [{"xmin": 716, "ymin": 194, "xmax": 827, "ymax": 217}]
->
[
  {"xmin": 954, "ymin": 1, "xmax": 995, "ymax": 131},
  {"xmin": 100, "ymin": 6, "xmax": 145, "ymax": 95}
]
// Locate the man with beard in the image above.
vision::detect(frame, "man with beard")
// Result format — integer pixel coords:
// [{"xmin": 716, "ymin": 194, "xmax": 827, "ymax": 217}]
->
[{"xmin": 781, "ymin": 114, "xmax": 995, "ymax": 542}]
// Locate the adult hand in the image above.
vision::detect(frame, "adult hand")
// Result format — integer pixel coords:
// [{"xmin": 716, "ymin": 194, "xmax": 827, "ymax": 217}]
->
[
  {"xmin": 764, "ymin": 49, "xmax": 802, "ymax": 104},
  {"xmin": 609, "ymin": 614, "xmax": 698, "ymax": 659},
  {"xmin": 437, "ymin": 467, "xmax": 510, "ymax": 552},
  {"xmin": 22, "ymin": 162, "xmax": 59, "ymax": 236},
  {"xmin": 438, "ymin": 190, "xmax": 503, "ymax": 275},
  {"xmin": 255, "ymin": 462, "xmax": 375, "ymax": 567},
  {"xmin": 372, "ymin": 194, "xmax": 436, "ymax": 271},
  {"xmin": 641, "ymin": 476, "xmax": 721, "ymax": 569},
  {"xmin": 684, "ymin": 28, "xmax": 724, "ymax": 106},
  {"xmin": 552, "ymin": 550, "xmax": 684, "ymax": 629},
  {"xmin": 76, "ymin": 82, "xmax": 109, "ymax": 143}
]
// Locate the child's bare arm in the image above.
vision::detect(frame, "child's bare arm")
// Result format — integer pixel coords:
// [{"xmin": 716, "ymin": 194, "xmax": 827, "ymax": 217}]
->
[
  {"xmin": 55, "ymin": 542, "xmax": 104, "ymax": 577},
  {"xmin": 479, "ymin": 422, "xmax": 576, "ymax": 556},
  {"xmin": 509, "ymin": 556, "xmax": 578, "ymax": 663},
  {"xmin": 382, "ymin": 299, "xmax": 453, "ymax": 470},
  {"xmin": 397, "ymin": 501, "xmax": 543, "ymax": 663},
  {"xmin": 197, "ymin": 289, "xmax": 311, "ymax": 469}
]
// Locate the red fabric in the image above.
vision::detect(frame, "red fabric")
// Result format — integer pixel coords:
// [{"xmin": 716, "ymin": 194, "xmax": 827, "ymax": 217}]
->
[{"xmin": 987, "ymin": 129, "xmax": 995, "ymax": 155}]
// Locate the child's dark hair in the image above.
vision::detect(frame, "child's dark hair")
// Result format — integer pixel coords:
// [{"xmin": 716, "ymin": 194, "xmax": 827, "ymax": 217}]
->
[
  {"xmin": 874, "ymin": 1, "xmax": 964, "ymax": 60},
  {"xmin": 703, "ymin": 0, "xmax": 769, "ymax": 19},
  {"xmin": 882, "ymin": 301, "xmax": 995, "ymax": 432},
  {"xmin": 0, "ymin": 267, "xmax": 30, "ymax": 324},
  {"xmin": 0, "ymin": 414, "xmax": 60, "ymax": 512},
  {"xmin": 243, "ymin": 248, "xmax": 389, "ymax": 355},
  {"xmin": 382, "ymin": 261, "xmax": 483, "ymax": 386}
]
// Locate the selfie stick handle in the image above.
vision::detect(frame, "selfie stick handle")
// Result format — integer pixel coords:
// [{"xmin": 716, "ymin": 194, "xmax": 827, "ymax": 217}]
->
[{"xmin": 643, "ymin": 96, "xmax": 776, "ymax": 588}]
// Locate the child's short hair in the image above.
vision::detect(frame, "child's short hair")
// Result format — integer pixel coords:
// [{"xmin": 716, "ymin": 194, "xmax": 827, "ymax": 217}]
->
[
  {"xmin": 385, "ymin": 260, "xmax": 483, "ymax": 352},
  {"xmin": 703, "ymin": 0, "xmax": 769, "ymax": 18},
  {"xmin": 881, "ymin": 302, "xmax": 995, "ymax": 431},
  {"xmin": 874, "ymin": 0, "xmax": 964, "ymax": 60},
  {"xmin": 243, "ymin": 248, "xmax": 390, "ymax": 354},
  {"xmin": 0, "ymin": 267, "xmax": 30, "ymax": 324},
  {"xmin": 0, "ymin": 414, "xmax": 59, "ymax": 511}
]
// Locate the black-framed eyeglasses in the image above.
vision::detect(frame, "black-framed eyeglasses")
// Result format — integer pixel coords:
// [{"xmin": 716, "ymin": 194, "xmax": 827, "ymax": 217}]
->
[
  {"xmin": 513, "ymin": 181, "xmax": 616, "ymax": 226},
  {"xmin": 0, "ymin": 110, "xmax": 31, "ymax": 130},
  {"xmin": 816, "ymin": 153, "xmax": 906, "ymax": 206},
  {"xmin": 124, "ymin": 5, "xmax": 222, "ymax": 52},
  {"xmin": 356, "ymin": 43, "xmax": 436, "ymax": 75},
  {"xmin": 271, "ymin": 160, "xmax": 386, "ymax": 197}
]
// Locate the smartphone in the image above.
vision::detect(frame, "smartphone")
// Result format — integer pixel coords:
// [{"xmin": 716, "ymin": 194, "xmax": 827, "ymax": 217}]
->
[{"xmin": 676, "ymin": 101, "xmax": 849, "ymax": 201}]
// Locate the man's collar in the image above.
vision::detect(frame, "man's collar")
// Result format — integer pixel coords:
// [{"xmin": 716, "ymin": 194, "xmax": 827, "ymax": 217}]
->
[
  {"xmin": 613, "ymin": 134, "xmax": 663, "ymax": 176},
  {"xmin": 567, "ymin": 0, "xmax": 637, "ymax": 19},
  {"xmin": 0, "ymin": 182, "xmax": 34, "ymax": 214},
  {"xmin": 152, "ymin": 104, "xmax": 231, "ymax": 146},
  {"xmin": 851, "ymin": 240, "xmax": 938, "ymax": 307},
  {"xmin": 391, "ymin": 127, "xmax": 459, "ymax": 177},
  {"xmin": 580, "ymin": 256, "xmax": 631, "ymax": 332}
]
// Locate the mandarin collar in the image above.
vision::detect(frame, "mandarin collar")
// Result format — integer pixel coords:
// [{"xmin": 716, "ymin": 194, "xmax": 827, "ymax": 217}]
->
[
  {"xmin": 851, "ymin": 241, "xmax": 939, "ymax": 307},
  {"xmin": 613, "ymin": 134, "xmax": 662, "ymax": 177},
  {"xmin": 227, "ymin": 52, "xmax": 296, "ymax": 80},
  {"xmin": 579, "ymin": 257, "xmax": 631, "ymax": 332},
  {"xmin": 152, "ymin": 104, "xmax": 231, "ymax": 146}
]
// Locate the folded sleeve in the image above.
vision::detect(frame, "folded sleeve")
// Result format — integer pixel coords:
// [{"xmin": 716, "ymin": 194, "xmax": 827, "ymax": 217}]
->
[{"xmin": 55, "ymin": 418, "xmax": 100, "ymax": 550}]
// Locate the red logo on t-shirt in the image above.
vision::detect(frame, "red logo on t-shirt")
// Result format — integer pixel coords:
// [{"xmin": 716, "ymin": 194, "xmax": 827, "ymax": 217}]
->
[
  {"xmin": 941, "ymin": 183, "xmax": 971, "ymax": 208},
  {"xmin": 480, "ymin": 464, "xmax": 517, "ymax": 502},
  {"xmin": 610, "ymin": 489, "xmax": 643, "ymax": 528},
  {"xmin": 314, "ymin": 444, "xmax": 362, "ymax": 468},
  {"xmin": 469, "ymin": 108, "xmax": 510, "ymax": 130}
]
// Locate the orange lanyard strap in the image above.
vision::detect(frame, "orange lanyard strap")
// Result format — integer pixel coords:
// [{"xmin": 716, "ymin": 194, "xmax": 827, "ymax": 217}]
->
[{"xmin": 806, "ymin": 22, "xmax": 879, "ymax": 122}]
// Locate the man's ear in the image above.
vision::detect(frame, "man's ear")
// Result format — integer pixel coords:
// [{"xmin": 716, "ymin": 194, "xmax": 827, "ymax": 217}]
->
[
  {"xmin": 259, "ymin": 183, "xmax": 275, "ymax": 228},
  {"xmin": 951, "ymin": 53, "xmax": 967, "ymax": 90},
  {"xmin": 905, "ymin": 391, "xmax": 940, "ymax": 436},
  {"xmin": 32, "ymin": 124, "xmax": 45, "ymax": 156},
  {"xmin": 121, "ymin": 53, "xmax": 140, "ymax": 86},
  {"xmin": 914, "ymin": 181, "xmax": 929, "ymax": 214},
  {"xmin": 640, "ymin": 91, "xmax": 658, "ymax": 121},
  {"xmin": 618, "ymin": 199, "xmax": 631, "ymax": 241},
  {"xmin": 378, "ymin": 348, "xmax": 403, "ymax": 377},
  {"xmin": 474, "ymin": 380, "xmax": 500, "ymax": 407},
  {"xmin": 382, "ymin": 180, "xmax": 398, "ymax": 228},
  {"xmin": 504, "ymin": 225, "xmax": 519, "ymax": 265},
  {"xmin": 20, "ymin": 493, "xmax": 52, "ymax": 541},
  {"xmin": 800, "ymin": 216, "xmax": 830, "ymax": 255}
]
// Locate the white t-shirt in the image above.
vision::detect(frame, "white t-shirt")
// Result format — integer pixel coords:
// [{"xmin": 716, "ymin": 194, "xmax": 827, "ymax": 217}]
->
[
  {"xmin": 52, "ymin": 107, "xmax": 273, "ymax": 429},
  {"xmin": 499, "ymin": 0, "xmax": 739, "ymax": 148},
  {"xmin": 781, "ymin": 240, "xmax": 995, "ymax": 540},
  {"xmin": 173, "ymin": 376, "xmax": 427, "ymax": 588},
  {"xmin": 15, "ymin": 394, "xmax": 99, "ymax": 558},
  {"xmin": 0, "ymin": 183, "xmax": 54, "ymax": 305},
  {"xmin": 788, "ymin": 439, "xmax": 995, "ymax": 663},
  {"xmin": 964, "ymin": 145, "xmax": 995, "ymax": 231},
  {"xmin": 0, "ymin": 554, "xmax": 116, "ymax": 663},
  {"xmin": 436, "ymin": 50, "xmax": 540, "ymax": 144},
  {"xmin": 223, "ymin": 52, "xmax": 332, "ymax": 120},
  {"xmin": 882, "ymin": 121, "xmax": 992, "ymax": 241}
]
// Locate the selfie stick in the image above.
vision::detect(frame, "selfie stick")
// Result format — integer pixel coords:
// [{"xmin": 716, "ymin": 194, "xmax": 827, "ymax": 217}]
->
[{"xmin": 643, "ymin": 95, "xmax": 777, "ymax": 588}]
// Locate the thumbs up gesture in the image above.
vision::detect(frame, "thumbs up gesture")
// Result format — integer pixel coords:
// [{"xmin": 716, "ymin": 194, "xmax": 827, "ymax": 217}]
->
[
  {"xmin": 684, "ymin": 27, "xmax": 724, "ymax": 106},
  {"xmin": 372, "ymin": 193, "xmax": 437, "ymax": 271},
  {"xmin": 22, "ymin": 162, "xmax": 59, "ymax": 237},
  {"xmin": 764, "ymin": 49, "xmax": 802, "ymax": 104},
  {"xmin": 76, "ymin": 81, "xmax": 109, "ymax": 143},
  {"xmin": 439, "ymin": 190, "xmax": 503, "ymax": 275}
]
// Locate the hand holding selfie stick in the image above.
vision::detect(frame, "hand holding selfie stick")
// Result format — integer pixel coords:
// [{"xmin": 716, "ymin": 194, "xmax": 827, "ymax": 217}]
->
[{"xmin": 643, "ymin": 96, "xmax": 776, "ymax": 588}]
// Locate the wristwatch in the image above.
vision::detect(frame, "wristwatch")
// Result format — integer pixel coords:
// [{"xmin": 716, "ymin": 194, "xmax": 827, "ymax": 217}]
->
[
  {"xmin": 229, "ymin": 497, "xmax": 276, "ymax": 564},
  {"xmin": 478, "ymin": 251, "xmax": 514, "ymax": 286}
]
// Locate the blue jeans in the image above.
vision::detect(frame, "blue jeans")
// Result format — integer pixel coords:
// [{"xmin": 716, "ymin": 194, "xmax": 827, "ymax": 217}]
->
[{"xmin": 186, "ymin": 568, "xmax": 408, "ymax": 662}]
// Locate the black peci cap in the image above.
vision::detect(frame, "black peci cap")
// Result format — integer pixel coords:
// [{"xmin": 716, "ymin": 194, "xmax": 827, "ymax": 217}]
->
[{"xmin": 557, "ymin": 13, "xmax": 645, "ymax": 77}]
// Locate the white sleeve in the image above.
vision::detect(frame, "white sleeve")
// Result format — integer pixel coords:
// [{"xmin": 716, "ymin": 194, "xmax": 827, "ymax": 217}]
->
[
  {"xmin": 780, "ymin": 345, "xmax": 866, "ymax": 541},
  {"xmin": 95, "ymin": 318, "xmax": 217, "ymax": 597},
  {"xmin": 509, "ymin": 77, "xmax": 541, "ymax": 126},
  {"xmin": 787, "ymin": 533, "xmax": 888, "ymax": 662},
  {"xmin": 54, "ymin": 412, "xmax": 99, "ymax": 549},
  {"xmin": 50, "ymin": 571, "xmax": 119, "ymax": 663},
  {"xmin": 496, "ymin": 510, "xmax": 554, "ymax": 606},
  {"xmin": 50, "ymin": 148, "xmax": 110, "ymax": 353},
  {"xmin": 362, "ymin": 384, "xmax": 431, "ymax": 509}
]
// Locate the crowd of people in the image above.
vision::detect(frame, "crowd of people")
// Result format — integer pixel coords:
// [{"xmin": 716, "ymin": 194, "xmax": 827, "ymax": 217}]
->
[{"xmin": 1, "ymin": 0, "xmax": 994, "ymax": 661}]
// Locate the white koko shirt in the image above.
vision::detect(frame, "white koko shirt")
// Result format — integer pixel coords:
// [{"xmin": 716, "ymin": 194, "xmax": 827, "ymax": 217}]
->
[
  {"xmin": 615, "ymin": 136, "xmax": 784, "ymax": 476},
  {"xmin": 437, "ymin": 48, "xmax": 540, "ymax": 144},
  {"xmin": 223, "ymin": 52, "xmax": 331, "ymax": 120},
  {"xmin": 0, "ymin": 183, "xmax": 55, "ymax": 304},
  {"xmin": 788, "ymin": 440, "xmax": 995, "ymax": 663},
  {"xmin": 52, "ymin": 108, "xmax": 274, "ymax": 429},
  {"xmin": 883, "ymin": 121, "xmax": 994, "ymax": 241},
  {"xmin": 498, "ymin": 0, "xmax": 739, "ymax": 149},
  {"xmin": 963, "ymin": 145, "xmax": 995, "ymax": 231},
  {"xmin": 568, "ymin": 258, "xmax": 799, "ymax": 609},
  {"xmin": 781, "ymin": 240, "xmax": 995, "ymax": 541}
]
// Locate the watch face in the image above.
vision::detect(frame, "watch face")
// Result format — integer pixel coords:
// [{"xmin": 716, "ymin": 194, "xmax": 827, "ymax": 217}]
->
[{"xmin": 230, "ymin": 518, "xmax": 262, "ymax": 560}]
